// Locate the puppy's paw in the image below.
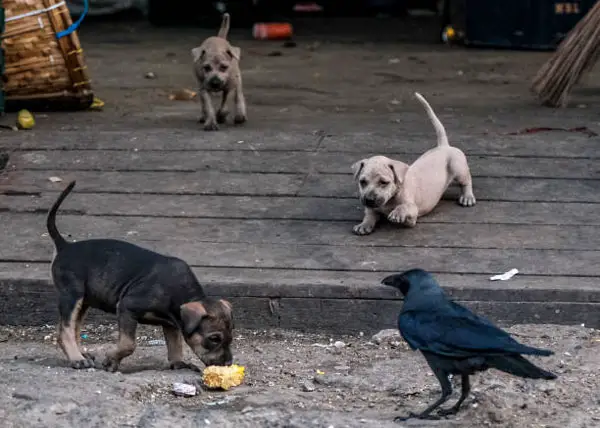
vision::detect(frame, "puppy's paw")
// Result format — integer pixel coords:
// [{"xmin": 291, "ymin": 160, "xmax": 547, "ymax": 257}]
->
[
  {"xmin": 203, "ymin": 121, "xmax": 219, "ymax": 131},
  {"xmin": 459, "ymin": 193, "xmax": 476, "ymax": 207},
  {"xmin": 101, "ymin": 357, "xmax": 121, "ymax": 373},
  {"xmin": 353, "ymin": 222, "xmax": 375, "ymax": 236},
  {"xmin": 233, "ymin": 114, "xmax": 247, "ymax": 125},
  {"xmin": 388, "ymin": 207, "xmax": 417, "ymax": 227},
  {"xmin": 387, "ymin": 208, "xmax": 404, "ymax": 224},
  {"xmin": 169, "ymin": 361, "xmax": 202, "ymax": 372},
  {"xmin": 82, "ymin": 352, "xmax": 96, "ymax": 361},
  {"xmin": 70, "ymin": 357, "xmax": 95, "ymax": 370},
  {"xmin": 216, "ymin": 110, "xmax": 228, "ymax": 124}
]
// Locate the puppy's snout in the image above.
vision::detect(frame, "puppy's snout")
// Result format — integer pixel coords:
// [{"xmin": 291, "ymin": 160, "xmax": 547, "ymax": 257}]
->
[
  {"xmin": 208, "ymin": 77, "xmax": 223, "ymax": 90},
  {"xmin": 222, "ymin": 348, "xmax": 233, "ymax": 366},
  {"xmin": 202, "ymin": 346, "xmax": 233, "ymax": 367},
  {"xmin": 364, "ymin": 197, "xmax": 377, "ymax": 208}
]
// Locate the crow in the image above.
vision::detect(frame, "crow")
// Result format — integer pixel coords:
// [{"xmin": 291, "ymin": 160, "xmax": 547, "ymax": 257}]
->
[{"xmin": 382, "ymin": 268, "xmax": 557, "ymax": 421}]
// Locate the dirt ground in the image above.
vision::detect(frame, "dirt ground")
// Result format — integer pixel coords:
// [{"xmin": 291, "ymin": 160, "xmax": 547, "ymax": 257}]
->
[{"xmin": 0, "ymin": 323, "xmax": 599, "ymax": 428}]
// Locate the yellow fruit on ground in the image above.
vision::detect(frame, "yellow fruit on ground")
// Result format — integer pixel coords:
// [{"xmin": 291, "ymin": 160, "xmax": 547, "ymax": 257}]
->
[
  {"xmin": 17, "ymin": 110, "xmax": 35, "ymax": 130},
  {"xmin": 90, "ymin": 97, "xmax": 105, "ymax": 110},
  {"xmin": 202, "ymin": 364, "xmax": 245, "ymax": 390}
]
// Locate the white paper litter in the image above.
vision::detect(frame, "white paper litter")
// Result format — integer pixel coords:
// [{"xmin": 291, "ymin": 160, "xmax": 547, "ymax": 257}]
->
[
  {"xmin": 172, "ymin": 382, "xmax": 197, "ymax": 397},
  {"xmin": 489, "ymin": 268, "xmax": 519, "ymax": 281}
]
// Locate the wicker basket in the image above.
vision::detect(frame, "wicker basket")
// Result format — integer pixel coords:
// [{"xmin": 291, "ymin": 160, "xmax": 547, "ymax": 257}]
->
[{"xmin": 1, "ymin": 0, "xmax": 93, "ymax": 109}]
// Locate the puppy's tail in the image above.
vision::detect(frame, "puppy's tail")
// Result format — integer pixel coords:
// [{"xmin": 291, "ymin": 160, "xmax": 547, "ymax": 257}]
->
[
  {"xmin": 414, "ymin": 92, "xmax": 449, "ymax": 147},
  {"xmin": 47, "ymin": 180, "xmax": 76, "ymax": 251},
  {"xmin": 217, "ymin": 13, "xmax": 230, "ymax": 39}
]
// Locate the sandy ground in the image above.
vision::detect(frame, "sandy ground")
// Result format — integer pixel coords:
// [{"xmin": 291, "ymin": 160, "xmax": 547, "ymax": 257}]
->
[{"xmin": 0, "ymin": 323, "xmax": 599, "ymax": 428}]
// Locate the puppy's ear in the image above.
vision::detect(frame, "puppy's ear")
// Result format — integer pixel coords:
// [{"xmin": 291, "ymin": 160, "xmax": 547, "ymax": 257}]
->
[
  {"xmin": 191, "ymin": 47, "xmax": 206, "ymax": 62},
  {"xmin": 219, "ymin": 299, "xmax": 233, "ymax": 318},
  {"xmin": 227, "ymin": 46, "xmax": 241, "ymax": 61},
  {"xmin": 180, "ymin": 302, "xmax": 208, "ymax": 335},
  {"xmin": 389, "ymin": 163, "xmax": 408, "ymax": 185},
  {"xmin": 351, "ymin": 160, "xmax": 365, "ymax": 181}
]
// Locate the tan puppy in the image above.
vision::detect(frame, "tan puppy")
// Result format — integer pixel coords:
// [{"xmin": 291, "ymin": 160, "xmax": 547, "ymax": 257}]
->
[
  {"xmin": 192, "ymin": 13, "xmax": 246, "ymax": 131},
  {"xmin": 352, "ymin": 92, "xmax": 476, "ymax": 235}
]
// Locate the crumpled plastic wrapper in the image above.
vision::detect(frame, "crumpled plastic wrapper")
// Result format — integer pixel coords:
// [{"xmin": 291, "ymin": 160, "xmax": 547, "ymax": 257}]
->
[{"xmin": 490, "ymin": 268, "xmax": 519, "ymax": 281}]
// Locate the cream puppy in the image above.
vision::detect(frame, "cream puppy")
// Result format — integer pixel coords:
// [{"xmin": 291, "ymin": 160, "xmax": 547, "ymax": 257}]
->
[
  {"xmin": 352, "ymin": 92, "xmax": 476, "ymax": 235},
  {"xmin": 192, "ymin": 13, "xmax": 246, "ymax": 131}
]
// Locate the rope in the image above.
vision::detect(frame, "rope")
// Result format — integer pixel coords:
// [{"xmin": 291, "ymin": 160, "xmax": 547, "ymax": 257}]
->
[{"xmin": 5, "ymin": 2, "xmax": 66, "ymax": 22}]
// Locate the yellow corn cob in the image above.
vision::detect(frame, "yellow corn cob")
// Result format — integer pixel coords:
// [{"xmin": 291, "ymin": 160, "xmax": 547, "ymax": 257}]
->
[{"xmin": 202, "ymin": 364, "xmax": 245, "ymax": 390}]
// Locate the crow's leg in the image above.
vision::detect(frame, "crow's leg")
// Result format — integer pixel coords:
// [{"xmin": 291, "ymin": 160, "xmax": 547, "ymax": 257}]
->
[
  {"xmin": 394, "ymin": 366, "xmax": 452, "ymax": 422},
  {"xmin": 438, "ymin": 374, "xmax": 470, "ymax": 416}
]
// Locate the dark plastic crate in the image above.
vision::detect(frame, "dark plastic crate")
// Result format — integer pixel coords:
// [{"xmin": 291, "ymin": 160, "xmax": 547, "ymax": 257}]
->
[{"xmin": 464, "ymin": 0, "xmax": 597, "ymax": 50}]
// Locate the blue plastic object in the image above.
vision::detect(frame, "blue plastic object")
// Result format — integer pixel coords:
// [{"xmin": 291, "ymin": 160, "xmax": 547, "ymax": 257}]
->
[{"xmin": 56, "ymin": 0, "xmax": 88, "ymax": 39}]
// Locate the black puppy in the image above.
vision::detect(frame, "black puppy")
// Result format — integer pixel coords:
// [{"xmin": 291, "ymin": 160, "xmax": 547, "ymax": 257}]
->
[
  {"xmin": 383, "ymin": 268, "xmax": 556, "ymax": 421},
  {"xmin": 47, "ymin": 181, "xmax": 234, "ymax": 372}
]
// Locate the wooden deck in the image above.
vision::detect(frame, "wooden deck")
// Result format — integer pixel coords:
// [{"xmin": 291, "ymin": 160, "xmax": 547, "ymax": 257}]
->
[{"xmin": 1, "ymin": 20, "xmax": 599, "ymax": 332}]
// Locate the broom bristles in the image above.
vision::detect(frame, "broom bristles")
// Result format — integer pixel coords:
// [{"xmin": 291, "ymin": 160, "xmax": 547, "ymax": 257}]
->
[{"xmin": 531, "ymin": 1, "xmax": 600, "ymax": 107}]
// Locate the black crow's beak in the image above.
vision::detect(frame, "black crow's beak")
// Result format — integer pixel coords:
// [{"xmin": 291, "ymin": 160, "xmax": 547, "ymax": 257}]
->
[
  {"xmin": 381, "ymin": 273, "xmax": 402, "ymax": 287},
  {"xmin": 381, "ymin": 273, "xmax": 411, "ymax": 295}
]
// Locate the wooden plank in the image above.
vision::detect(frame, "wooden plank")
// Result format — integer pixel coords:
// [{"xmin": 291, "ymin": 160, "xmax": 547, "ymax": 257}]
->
[
  {"xmin": 3, "ymin": 194, "xmax": 599, "ymax": 225},
  {"xmin": 321, "ymin": 133, "xmax": 600, "ymax": 158},
  {"xmin": 0, "ymin": 277, "xmax": 277, "ymax": 329},
  {"xmin": 2, "ymin": 213, "xmax": 598, "ymax": 251},
  {"xmin": 0, "ymin": 170, "xmax": 305, "ymax": 196},
  {"xmin": 1, "ymin": 276, "xmax": 599, "ymax": 330},
  {"xmin": 276, "ymin": 299, "xmax": 600, "ymax": 332},
  {"xmin": 2, "ymin": 236, "xmax": 598, "ymax": 276},
  {"xmin": 1, "ymin": 129, "xmax": 322, "ymax": 152},
  {"xmin": 1, "ymin": 170, "xmax": 598, "ymax": 202},
  {"xmin": 9, "ymin": 150, "xmax": 600, "ymax": 179},
  {"xmin": 2, "ymin": 129, "xmax": 598, "ymax": 158},
  {"xmin": 2, "ymin": 263, "xmax": 599, "ymax": 302},
  {"xmin": 299, "ymin": 175, "xmax": 600, "ymax": 203}
]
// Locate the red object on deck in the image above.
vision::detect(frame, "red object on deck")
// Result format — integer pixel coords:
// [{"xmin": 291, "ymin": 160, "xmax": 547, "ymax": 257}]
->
[{"xmin": 253, "ymin": 22, "xmax": 293, "ymax": 40}]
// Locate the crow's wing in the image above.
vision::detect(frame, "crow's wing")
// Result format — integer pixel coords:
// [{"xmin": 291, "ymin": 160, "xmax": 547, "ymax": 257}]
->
[{"xmin": 399, "ymin": 301, "xmax": 551, "ymax": 357}]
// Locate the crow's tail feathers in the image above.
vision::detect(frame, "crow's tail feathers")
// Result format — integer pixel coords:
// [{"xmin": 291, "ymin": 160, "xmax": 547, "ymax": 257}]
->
[
  {"xmin": 513, "ymin": 344, "xmax": 554, "ymax": 357},
  {"xmin": 487, "ymin": 355, "xmax": 557, "ymax": 380}
]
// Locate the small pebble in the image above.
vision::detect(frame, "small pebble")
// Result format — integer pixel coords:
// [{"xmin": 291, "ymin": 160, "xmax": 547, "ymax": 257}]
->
[
  {"xmin": 301, "ymin": 381, "xmax": 316, "ymax": 392},
  {"xmin": 372, "ymin": 329, "xmax": 400, "ymax": 345}
]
